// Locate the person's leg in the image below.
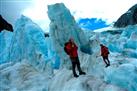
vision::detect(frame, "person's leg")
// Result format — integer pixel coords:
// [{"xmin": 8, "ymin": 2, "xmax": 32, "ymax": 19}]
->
[
  {"xmin": 106, "ymin": 56, "xmax": 110, "ymax": 66},
  {"xmin": 71, "ymin": 58, "xmax": 79, "ymax": 77},
  {"xmin": 76, "ymin": 57, "xmax": 86, "ymax": 75},
  {"xmin": 103, "ymin": 56, "xmax": 110, "ymax": 67},
  {"xmin": 103, "ymin": 56, "xmax": 108, "ymax": 65}
]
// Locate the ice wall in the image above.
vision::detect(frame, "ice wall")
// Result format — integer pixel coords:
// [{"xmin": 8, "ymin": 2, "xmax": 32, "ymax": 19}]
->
[
  {"xmin": 0, "ymin": 31, "xmax": 13, "ymax": 64},
  {"xmin": 47, "ymin": 3, "xmax": 89, "ymax": 68},
  {"xmin": 0, "ymin": 16, "xmax": 53, "ymax": 91},
  {"xmin": 0, "ymin": 15, "xmax": 53, "ymax": 73}
]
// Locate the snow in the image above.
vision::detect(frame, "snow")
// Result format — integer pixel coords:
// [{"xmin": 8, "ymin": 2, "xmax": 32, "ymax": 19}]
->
[{"xmin": 0, "ymin": 3, "xmax": 137, "ymax": 91}]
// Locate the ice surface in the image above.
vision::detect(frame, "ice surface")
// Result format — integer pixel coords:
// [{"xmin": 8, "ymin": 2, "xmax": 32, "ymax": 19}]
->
[
  {"xmin": 0, "ymin": 30, "xmax": 13, "ymax": 64},
  {"xmin": 0, "ymin": 60, "xmax": 50, "ymax": 91},
  {"xmin": 0, "ymin": 3, "xmax": 137, "ymax": 91},
  {"xmin": 48, "ymin": 69, "xmax": 126, "ymax": 91}
]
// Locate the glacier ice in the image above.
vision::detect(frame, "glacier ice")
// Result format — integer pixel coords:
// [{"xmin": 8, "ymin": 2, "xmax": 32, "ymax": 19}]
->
[
  {"xmin": 0, "ymin": 15, "xmax": 54, "ymax": 76},
  {"xmin": 0, "ymin": 30, "xmax": 13, "ymax": 64},
  {"xmin": 0, "ymin": 2, "xmax": 137, "ymax": 91},
  {"xmin": 48, "ymin": 68, "xmax": 126, "ymax": 91},
  {"xmin": 0, "ymin": 16, "xmax": 54, "ymax": 91},
  {"xmin": 0, "ymin": 60, "xmax": 50, "ymax": 91},
  {"xmin": 46, "ymin": 3, "xmax": 137, "ymax": 91},
  {"xmin": 47, "ymin": 3, "xmax": 91, "ymax": 68}
]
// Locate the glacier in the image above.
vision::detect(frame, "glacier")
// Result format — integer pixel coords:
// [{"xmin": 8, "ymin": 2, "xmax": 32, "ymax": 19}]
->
[
  {"xmin": 47, "ymin": 3, "xmax": 91, "ymax": 69},
  {"xmin": 0, "ymin": 3, "xmax": 137, "ymax": 91}
]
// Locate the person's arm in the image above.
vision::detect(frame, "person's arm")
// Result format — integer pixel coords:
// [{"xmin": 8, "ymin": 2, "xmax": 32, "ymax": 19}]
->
[
  {"xmin": 100, "ymin": 47, "xmax": 103, "ymax": 56},
  {"xmin": 73, "ymin": 42, "xmax": 78, "ymax": 50}
]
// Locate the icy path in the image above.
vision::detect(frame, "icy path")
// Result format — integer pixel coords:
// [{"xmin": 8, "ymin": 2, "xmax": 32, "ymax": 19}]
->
[
  {"xmin": 0, "ymin": 61, "xmax": 50, "ymax": 91},
  {"xmin": 48, "ymin": 68, "xmax": 126, "ymax": 91},
  {"xmin": 48, "ymin": 52, "xmax": 137, "ymax": 91},
  {"xmin": 0, "ymin": 52, "xmax": 137, "ymax": 91}
]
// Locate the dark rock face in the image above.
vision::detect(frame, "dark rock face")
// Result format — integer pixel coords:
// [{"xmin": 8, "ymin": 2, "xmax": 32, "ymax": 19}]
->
[
  {"xmin": 0, "ymin": 15, "xmax": 13, "ymax": 32},
  {"xmin": 133, "ymin": 7, "xmax": 137, "ymax": 23},
  {"xmin": 114, "ymin": 4, "xmax": 137, "ymax": 28}
]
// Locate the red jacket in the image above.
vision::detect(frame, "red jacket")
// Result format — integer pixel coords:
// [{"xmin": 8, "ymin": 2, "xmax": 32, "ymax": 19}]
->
[
  {"xmin": 65, "ymin": 41, "xmax": 78, "ymax": 57},
  {"xmin": 101, "ymin": 46, "xmax": 109, "ymax": 57}
]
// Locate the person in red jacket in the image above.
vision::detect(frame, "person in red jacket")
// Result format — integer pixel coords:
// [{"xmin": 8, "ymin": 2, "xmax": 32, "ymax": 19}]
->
[
  {"xmin": 64, "ymin": 38, "xmax": 86, "ymax": 77},
  {"xmin": 100, "ymin": 44, "xmax": 110, "ymax": 67}
]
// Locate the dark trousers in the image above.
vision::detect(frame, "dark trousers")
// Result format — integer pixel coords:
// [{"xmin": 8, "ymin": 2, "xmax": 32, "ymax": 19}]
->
[
  {"xmin": 70, "ymin": 57, "xmax": 83, "ymax": 76},
  {"xmin": 102, "ymin": 56, "xmax": 110, "ymax": 65}
]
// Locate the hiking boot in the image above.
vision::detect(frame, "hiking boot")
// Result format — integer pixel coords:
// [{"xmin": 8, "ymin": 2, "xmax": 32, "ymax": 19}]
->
[
  {"xmin": 79, "ymin": 71, "xmax": 86, "ymax": 75},
  {"xmin": 105, "ymin": 64, "xmax": 110, "ymax": 68},
  {"xmin": 74, "ymin": 74, "xmax": 79, "ymax": 78},
  {"xmin": 105, "ymin": 65, "xmax": 108, "ymax": 67}
]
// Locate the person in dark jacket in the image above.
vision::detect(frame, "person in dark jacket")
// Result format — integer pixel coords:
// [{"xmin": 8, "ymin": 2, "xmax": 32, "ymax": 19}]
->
[
  {"xmin": 100, "ymin": 44, "xmax": 110, "ymax": 67},
  {"xmin": 64, "ymin": 38, "xmax": 86, "ymax": 77}
]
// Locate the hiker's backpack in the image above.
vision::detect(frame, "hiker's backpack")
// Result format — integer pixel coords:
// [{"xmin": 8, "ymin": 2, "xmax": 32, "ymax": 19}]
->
[
  {"xmin": 64, "ymin": 43, "xmax": 70, "ymax": 55},
  {"xmin": 105, "ymin": 47, "xmax": 109, "ymax": 54}
]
